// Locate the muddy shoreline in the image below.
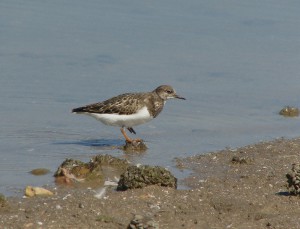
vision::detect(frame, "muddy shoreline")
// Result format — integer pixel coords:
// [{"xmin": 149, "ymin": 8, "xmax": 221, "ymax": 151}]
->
[{"xmin": 1, "ymin": 138, "xmax": 300, "ymax": 228}]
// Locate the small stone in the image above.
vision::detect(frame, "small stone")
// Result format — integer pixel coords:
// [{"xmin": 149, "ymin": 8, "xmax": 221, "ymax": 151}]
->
[
  {"xmin": 78, "ymin": 203, "xmax": 84, "ymax": 208},
  {"xmin": 24, "ymin": 223, "xmax": 34, "ymax": 228},
  {"xmin": 25, "ymin": 186, "xmax": 54, "ymax": 197},
  {"xmin": 29, "ymin": 168, "xmax": 50, "ymax": 176}
]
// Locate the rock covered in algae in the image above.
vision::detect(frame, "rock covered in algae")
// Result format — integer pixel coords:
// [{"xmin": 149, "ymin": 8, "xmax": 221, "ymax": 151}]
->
[
  {"xmin": 122, "ymin": 140, "xmax": 148, "ymax": 153},
  {"xmin": 279, "ymin": 106, "xmax": 299, "ymax": 117},
  {"xmin": 54, "ymin": 158, "xmax": 95, "ymax": 181},
  {"xmin": 90, "ymin": 154, "xmax": 129, "ymax": 169},
  {"xmin": 54, "ymin": 155, "xmax": 129, "ymax": 183},
  {"xmin": 117, "ymin": 165, "xmax": 177, "ymax": 191},
  {"xmin": 286, "ymin": 163, "xmax": 300, "ymax": 195}
]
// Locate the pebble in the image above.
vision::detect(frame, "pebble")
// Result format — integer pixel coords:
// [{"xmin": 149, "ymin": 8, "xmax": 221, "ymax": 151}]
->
[
  {"xmin": 128, "ymin": 214, "xmax": 159, "ymax": 229},
  {"xmin": 287, "ymin": 163, "xmax": 300, "ymax": 195},
  {"xmin": 25, "ymin": 186, "xmax": 54, "ymax": 197}
]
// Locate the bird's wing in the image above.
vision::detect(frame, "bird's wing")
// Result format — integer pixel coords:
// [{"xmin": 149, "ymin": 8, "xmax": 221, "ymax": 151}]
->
[{"xmin": 72, "ymin": 93, "xmax": 146, "ymax": 115}]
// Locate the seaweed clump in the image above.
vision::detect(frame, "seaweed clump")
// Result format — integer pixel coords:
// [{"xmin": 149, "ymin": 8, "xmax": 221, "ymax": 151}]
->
[
  {"xmin": 286, "ymin": 163, "xmax": 300, "ymax": 195},
  {"xmin": 117, "ymin": 165, "xmax": 177, "ymax": 191}
]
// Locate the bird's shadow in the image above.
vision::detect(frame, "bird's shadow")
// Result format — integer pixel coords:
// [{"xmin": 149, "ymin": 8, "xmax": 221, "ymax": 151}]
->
[{"xmin": 54, "ymin": 138, "xmax": 124, "ymax": 149}]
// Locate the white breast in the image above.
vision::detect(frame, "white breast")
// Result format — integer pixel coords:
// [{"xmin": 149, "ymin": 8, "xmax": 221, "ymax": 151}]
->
[{"xmin": 87, "ymin": 106, "xmax": 153, "ymax": 127}]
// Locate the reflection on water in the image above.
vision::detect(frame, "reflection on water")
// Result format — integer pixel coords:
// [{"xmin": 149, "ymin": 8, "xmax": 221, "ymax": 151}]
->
[{"xmin": 54, "ymin": 139, "xmax": 124, "ymax": 148}]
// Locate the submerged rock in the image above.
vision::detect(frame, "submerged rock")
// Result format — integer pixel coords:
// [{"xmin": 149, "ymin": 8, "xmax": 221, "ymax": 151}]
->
[
  {"xmin": 54, "ymin": 158, "xmax": 86, "ymax": 177},
  {"xmin": 286, "ymin": 163, "xmax": 300, "ymax": 195},
  {"xmin": 117, "ymin": 165, "xmax": 177, "ymax": 191},
  {"xmin": 91, "ymin": 154, "xmax": 129, "ymax": 169},
  {"xmin": 29, "ymin": 168, "xmax": 50, "ymax": 176},
  {"xmin": 279, "ymin": 106, "xmax": 299, "ymax": 117}
]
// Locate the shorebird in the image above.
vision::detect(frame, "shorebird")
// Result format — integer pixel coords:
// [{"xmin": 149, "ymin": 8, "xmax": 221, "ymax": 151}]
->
[{"xmin": 72, "ymin": 85, "xmax": 185, "ymax": 143}]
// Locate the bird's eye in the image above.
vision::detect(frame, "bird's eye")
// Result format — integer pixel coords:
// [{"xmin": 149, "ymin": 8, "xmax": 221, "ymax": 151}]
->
[{"xmin": 166, "ymin": 90, "xmax": 173, "ymax": 94}]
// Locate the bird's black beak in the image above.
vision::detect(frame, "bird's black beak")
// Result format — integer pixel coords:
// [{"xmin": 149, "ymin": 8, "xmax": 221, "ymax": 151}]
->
[{"xmin": 175, "ymin": 94, "xmax": 186, "ymax": 100}]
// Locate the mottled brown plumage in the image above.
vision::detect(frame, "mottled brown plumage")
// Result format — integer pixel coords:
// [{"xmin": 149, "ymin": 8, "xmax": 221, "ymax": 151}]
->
[{"xmin": 72, "ymin": 92, "xmax": 164, "ymax": 118}]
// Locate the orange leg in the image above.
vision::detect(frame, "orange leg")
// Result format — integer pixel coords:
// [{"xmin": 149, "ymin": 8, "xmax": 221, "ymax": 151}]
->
[{"xmin": 120, "ymin": 127, "xmax": 141, "ymax": 143}]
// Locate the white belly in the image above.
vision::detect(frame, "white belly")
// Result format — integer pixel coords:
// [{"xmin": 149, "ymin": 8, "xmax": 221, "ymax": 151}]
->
[{"xmin": 86, "ymin": 106, "xmax": 153, "ymax": 127}]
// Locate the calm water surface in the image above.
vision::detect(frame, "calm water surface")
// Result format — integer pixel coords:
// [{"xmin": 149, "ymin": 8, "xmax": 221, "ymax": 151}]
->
[{"xmin": 1, "ymin": 0, "xmax": 300, "ymax": 195}]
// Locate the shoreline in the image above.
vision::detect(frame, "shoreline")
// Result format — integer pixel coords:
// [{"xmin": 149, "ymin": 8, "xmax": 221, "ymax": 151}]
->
[{"xmin": 1, "ymin": 137, "xmax": 300, "ymax": 228}]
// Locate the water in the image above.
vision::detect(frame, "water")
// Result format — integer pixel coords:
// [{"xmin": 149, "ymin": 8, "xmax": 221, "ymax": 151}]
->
[{"xmin": 1, "ymin": 0, "xmax": 300, "ymax": 196}]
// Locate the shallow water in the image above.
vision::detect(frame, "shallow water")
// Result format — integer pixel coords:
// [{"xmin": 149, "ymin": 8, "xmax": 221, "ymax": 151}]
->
[{"xmin": 1, "ymin": 0, "xmax": 300, "ymax": 196}]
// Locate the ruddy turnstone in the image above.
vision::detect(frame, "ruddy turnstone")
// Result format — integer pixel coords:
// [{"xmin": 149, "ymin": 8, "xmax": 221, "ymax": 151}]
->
[{"xmin": 72, "ymin": 85, "xmax": 185, "ymax": 143}]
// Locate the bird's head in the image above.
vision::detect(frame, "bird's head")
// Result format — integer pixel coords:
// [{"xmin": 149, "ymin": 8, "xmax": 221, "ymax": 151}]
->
[{"xmin": 154, "ymin": 85, "xmax": 186, "ymax": 101}]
